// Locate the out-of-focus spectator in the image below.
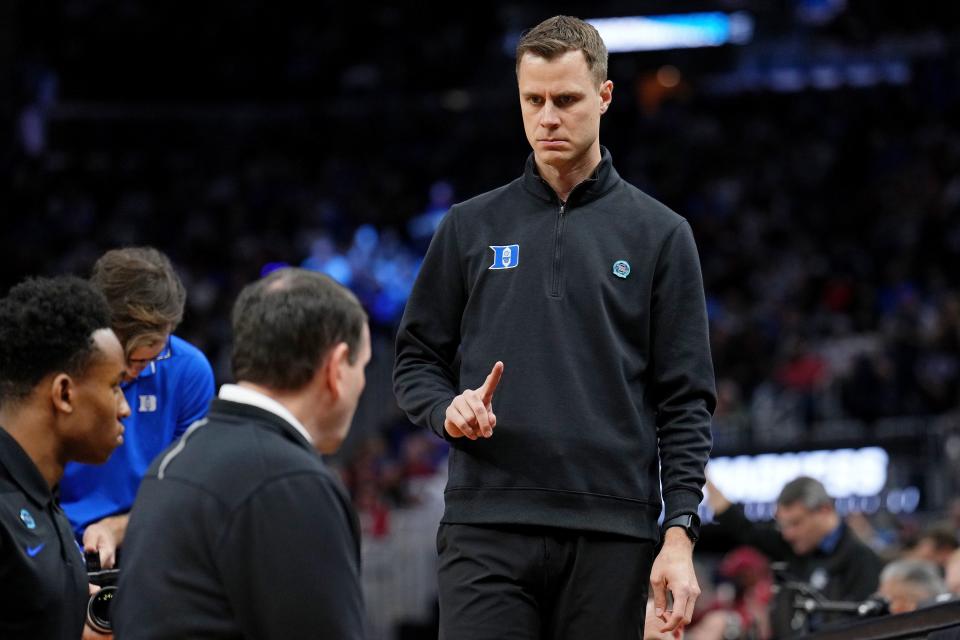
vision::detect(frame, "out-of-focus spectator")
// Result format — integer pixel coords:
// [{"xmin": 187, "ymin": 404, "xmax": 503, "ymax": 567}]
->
[
  {"xmin": 878, "ymin": 559, "xmax": 947, "ymax": 614},
  {"xmin": 949, "ymin": 499, "xmax": 960, "ymax": 534},
  {"xmin": 907, "ymin": 525, "xmax": 960, "ymax": 571},
  {"xmin": 845, "ymin": 511, "xmax": 900, "ymax": 558},
  {"xmin": 945, "ymin": 549, "xmax": 960, "ymax": 595},
  {"xmin": 342, "ymin": 426, "xmax": 449, "ymax": 540},
  {"xmin": 686, "ymin": 546, "xmax": 773, "ymax": 640},
  {"xmin": 706, "ymin": 476, "xmax": 884, "ymax": 637}
]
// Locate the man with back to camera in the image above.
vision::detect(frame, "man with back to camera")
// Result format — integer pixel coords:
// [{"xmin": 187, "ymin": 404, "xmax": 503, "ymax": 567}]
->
[
  {"xmin": 394, "ymin": 15, "xmax": 716, "ymax": 639},
  {"xmin": 0, "ymin": 276, "xmax": 131, "ymax": 639},
  {"xmin": 60, "ymin": 247, "xmax": 214, "ymax": 570},
  {"xmin": 706, "ymin": 476, "xmax": 884, "ymax": 636},
  {"xmin": 113, "ymin": 268, "xmax": 371, "ymax": 639}
]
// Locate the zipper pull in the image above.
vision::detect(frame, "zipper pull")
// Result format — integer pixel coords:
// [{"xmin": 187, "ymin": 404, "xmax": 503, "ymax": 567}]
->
[{"xmin": 559, "ymin": 201, "xmax": 566, "ymax": 214}]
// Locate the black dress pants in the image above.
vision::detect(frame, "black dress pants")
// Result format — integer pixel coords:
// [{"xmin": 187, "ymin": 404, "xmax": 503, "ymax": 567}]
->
[{"xmin": 437, "ymin": 523, "xmax": 655, "ymax": 640}]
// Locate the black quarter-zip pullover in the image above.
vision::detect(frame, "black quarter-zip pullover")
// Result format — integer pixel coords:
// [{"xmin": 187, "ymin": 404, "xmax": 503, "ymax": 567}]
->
[{"xmin": 394, "ymin": 148, "xmax": 716, "ymax": 540}]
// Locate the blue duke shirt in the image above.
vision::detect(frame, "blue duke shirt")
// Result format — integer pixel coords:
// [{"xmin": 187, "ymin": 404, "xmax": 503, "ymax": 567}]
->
[{"xmin": 60, "ymin": 335, "xmax": 215, "ymax": 536}]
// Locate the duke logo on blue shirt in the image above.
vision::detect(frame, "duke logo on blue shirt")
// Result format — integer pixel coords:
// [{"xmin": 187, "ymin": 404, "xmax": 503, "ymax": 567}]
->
[
  {"xmin": 139, "ymin": 395, "xmax": 158, "ymax": 412},
  {"xmin": 489, "ymin": 245, "xmax": 520, "ymax": 270}
]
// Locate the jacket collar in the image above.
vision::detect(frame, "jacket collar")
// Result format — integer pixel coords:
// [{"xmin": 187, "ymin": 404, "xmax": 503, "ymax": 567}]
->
[
  {"xmin": 217, "ymin": 384, "xmax": 313, "ymax": 445},
  {"xmin": 818, "ymin": 521, "xmax": 845, "ymax": 555},
  {"xmin": 521, "ymin": 145, "xmax": 621, "ymax": 207},
  {"xmin": 0, "ymin": 426, "xmax": 53, "ymax": 507},
  {"xmin": 207, "ymin": 399, "xmax": 315, "ymax": 452}
]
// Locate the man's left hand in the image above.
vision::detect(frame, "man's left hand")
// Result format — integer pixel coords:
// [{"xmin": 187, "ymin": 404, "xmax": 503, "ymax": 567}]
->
[
  {"xmin": 82, "ymin": 513, "xmax": 129, "ymax": 570},
  {"xmin": 649, "ymin": 527, "xmax": 700, "ymax": 633}
]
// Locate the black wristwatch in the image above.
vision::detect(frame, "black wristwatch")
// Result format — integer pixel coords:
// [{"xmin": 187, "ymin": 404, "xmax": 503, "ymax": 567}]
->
[{"xmin": 662, "ymin": 513, "xmax": 700, "ymax": 544}]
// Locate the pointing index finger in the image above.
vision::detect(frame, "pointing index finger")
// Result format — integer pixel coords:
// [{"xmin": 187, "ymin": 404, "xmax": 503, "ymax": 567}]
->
[{"xmin": 479, "ymin": 361, "xmax": 504, "ymax": 404}]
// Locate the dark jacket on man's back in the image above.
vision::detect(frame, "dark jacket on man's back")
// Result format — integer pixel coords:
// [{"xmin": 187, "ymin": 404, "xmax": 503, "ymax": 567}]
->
[{"xmin": 114, "ymin": 398, "xmax": 365, "ymax": 640}]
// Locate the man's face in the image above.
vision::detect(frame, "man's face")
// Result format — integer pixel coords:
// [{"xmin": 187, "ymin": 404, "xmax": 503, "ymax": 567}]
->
[
  {"xmin": 517, "ymin": 50, "xmax": 612, "ymax": 173},
  {"xmin": 909, "ymin": 538, "xmax": 957, "ymax": 567},
  {"xmin": 910, "ymin": 539, "xmax": 939, "ymax": 564},
  {"xmin": 65, "ymin": 329, "xmax": 131, "ymax": 464},
  {"xmin": 945, "ymin": 552, "xmax": 960, "ymax": 595},
  {"xmin": 124, "ymin": 333, "xmax": 170, "ymax": 382},
  {"xmin": 775, "ymin": 502, "xmax": 829, "ymax": 555},
  {"xmin": 879, "ymin": 576, "xmax": 924, "ymax": 615},
  {"xmin": 325, "ymin": 324, "xmax": 372, "ymax": 452}
]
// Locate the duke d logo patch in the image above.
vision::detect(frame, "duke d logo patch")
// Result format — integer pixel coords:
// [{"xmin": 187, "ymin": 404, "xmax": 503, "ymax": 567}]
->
[{"xmin": 489, "ymin": 245, "xmax": 520, "ymax": 270}]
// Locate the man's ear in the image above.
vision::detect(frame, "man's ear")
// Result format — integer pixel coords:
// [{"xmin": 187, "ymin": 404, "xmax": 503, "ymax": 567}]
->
[
  {"xmin": 599, "ymin": 79, "xmax": 614, "ymax": 114},
  {"xmin": 50, "ymin": 373, "xmax": 75, "ymax": 415},
  {"xmin": 322, "ymin": 343, "xmax": 350, "ymax": 400}
]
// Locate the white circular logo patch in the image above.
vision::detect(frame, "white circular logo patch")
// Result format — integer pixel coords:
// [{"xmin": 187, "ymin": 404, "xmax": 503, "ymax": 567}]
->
[{"xmin": 612, "ymin": 260, "xmax": 631, "ymax": 279}]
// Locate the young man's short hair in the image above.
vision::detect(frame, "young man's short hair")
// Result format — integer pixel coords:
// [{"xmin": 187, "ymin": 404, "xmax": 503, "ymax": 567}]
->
[{"xmin": 0, "ymin": 276, "xmax": 111, "ymax": 404}]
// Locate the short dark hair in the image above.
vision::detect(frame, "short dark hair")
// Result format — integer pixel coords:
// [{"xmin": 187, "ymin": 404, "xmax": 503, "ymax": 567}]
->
[
  {"xmin": 91, "ymin": 247, "xmax": 186, "ymax": 356},
  {"xmin": 777, "ymin": 476, "xmax": 833, "ymax": 510},
  {"xmin": 918, "ymin": 525, "xmax": 960, "ymax": 551},
  {"xmin": 231, "ymin": 268, "xmax": 367, "ymax": 391},
  {"xmin": 516, "ymin": 15, "xmax": 608, "ymax": 86},
  {"xmin": 0, "ymin": 276, "xmax": 111, "ymax": 404}
]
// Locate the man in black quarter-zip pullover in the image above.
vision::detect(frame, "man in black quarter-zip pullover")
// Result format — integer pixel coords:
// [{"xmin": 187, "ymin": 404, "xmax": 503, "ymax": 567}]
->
[{"xmin": 394, "ymin": 15, "xmax": 716, "ymax": 640}]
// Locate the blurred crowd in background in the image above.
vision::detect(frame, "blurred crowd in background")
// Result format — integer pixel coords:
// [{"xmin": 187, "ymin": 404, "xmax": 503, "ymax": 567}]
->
[{"xmin": 4, "ymin": 1, "xmax": 960, "ymax": 638}]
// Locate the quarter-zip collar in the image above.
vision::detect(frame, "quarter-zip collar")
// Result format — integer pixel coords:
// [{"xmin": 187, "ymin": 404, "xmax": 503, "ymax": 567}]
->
[{"xmin": 522, "ymin": 146, "xmax": 621, "ymax": 208}]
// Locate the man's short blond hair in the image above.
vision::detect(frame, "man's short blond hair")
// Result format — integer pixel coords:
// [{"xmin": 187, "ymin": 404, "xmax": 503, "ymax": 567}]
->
[{"xmin": 515, "ymin": 15, "xmax": 608, "ymax": 87}]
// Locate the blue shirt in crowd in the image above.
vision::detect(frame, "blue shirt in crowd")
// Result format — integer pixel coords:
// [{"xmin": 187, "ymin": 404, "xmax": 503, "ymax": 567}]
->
[{"xmin": 60, "ymin": 335, "xmax": 215, "ymax": 536}]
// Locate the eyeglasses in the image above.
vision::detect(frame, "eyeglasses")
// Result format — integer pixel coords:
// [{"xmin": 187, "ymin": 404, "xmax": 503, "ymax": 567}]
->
[{"xmin": 127, "ymin": 341, "xmax": 172, "ymax": 367}]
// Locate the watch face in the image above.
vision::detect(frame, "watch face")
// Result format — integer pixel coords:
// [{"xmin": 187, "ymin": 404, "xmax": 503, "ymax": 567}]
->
[
  {"xmin": 665, "ymin": 515, "xmax": 699, "ymax": 542},
  {"xmin": 688, "ymin": 515, "xmax": 701, "ymax": 542}
]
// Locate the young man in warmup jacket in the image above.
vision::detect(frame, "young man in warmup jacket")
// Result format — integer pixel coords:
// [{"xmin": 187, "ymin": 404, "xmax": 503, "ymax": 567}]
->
[{"xmin": 394, "ymin": 15, "xmax": 716, "ymax": 640}]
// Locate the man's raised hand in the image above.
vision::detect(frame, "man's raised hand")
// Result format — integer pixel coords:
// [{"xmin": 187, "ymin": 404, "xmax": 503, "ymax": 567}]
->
[{"xmin": 444, "ymin": 361, "xmax": 504, "ymax": 440}]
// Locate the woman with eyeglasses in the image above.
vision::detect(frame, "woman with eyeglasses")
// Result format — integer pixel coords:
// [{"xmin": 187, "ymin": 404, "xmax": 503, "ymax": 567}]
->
[{"xmin": 61, "ymin": 247, "xmax": 215, "ymax": 570}]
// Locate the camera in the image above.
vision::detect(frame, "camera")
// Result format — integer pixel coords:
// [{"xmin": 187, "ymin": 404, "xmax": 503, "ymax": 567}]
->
[{"xmin": 85, "ymin": 551, "xmax": 119, "ymax": 634}]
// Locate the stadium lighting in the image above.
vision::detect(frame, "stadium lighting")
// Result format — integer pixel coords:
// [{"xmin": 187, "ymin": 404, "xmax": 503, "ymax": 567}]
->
[
  {"xmin": 587, "ymin": 12, "xmax": 754, "ymax": 52},
  {"xmin": 709, "ymin": 447, "xmax": 889, "ymax": 504}
]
